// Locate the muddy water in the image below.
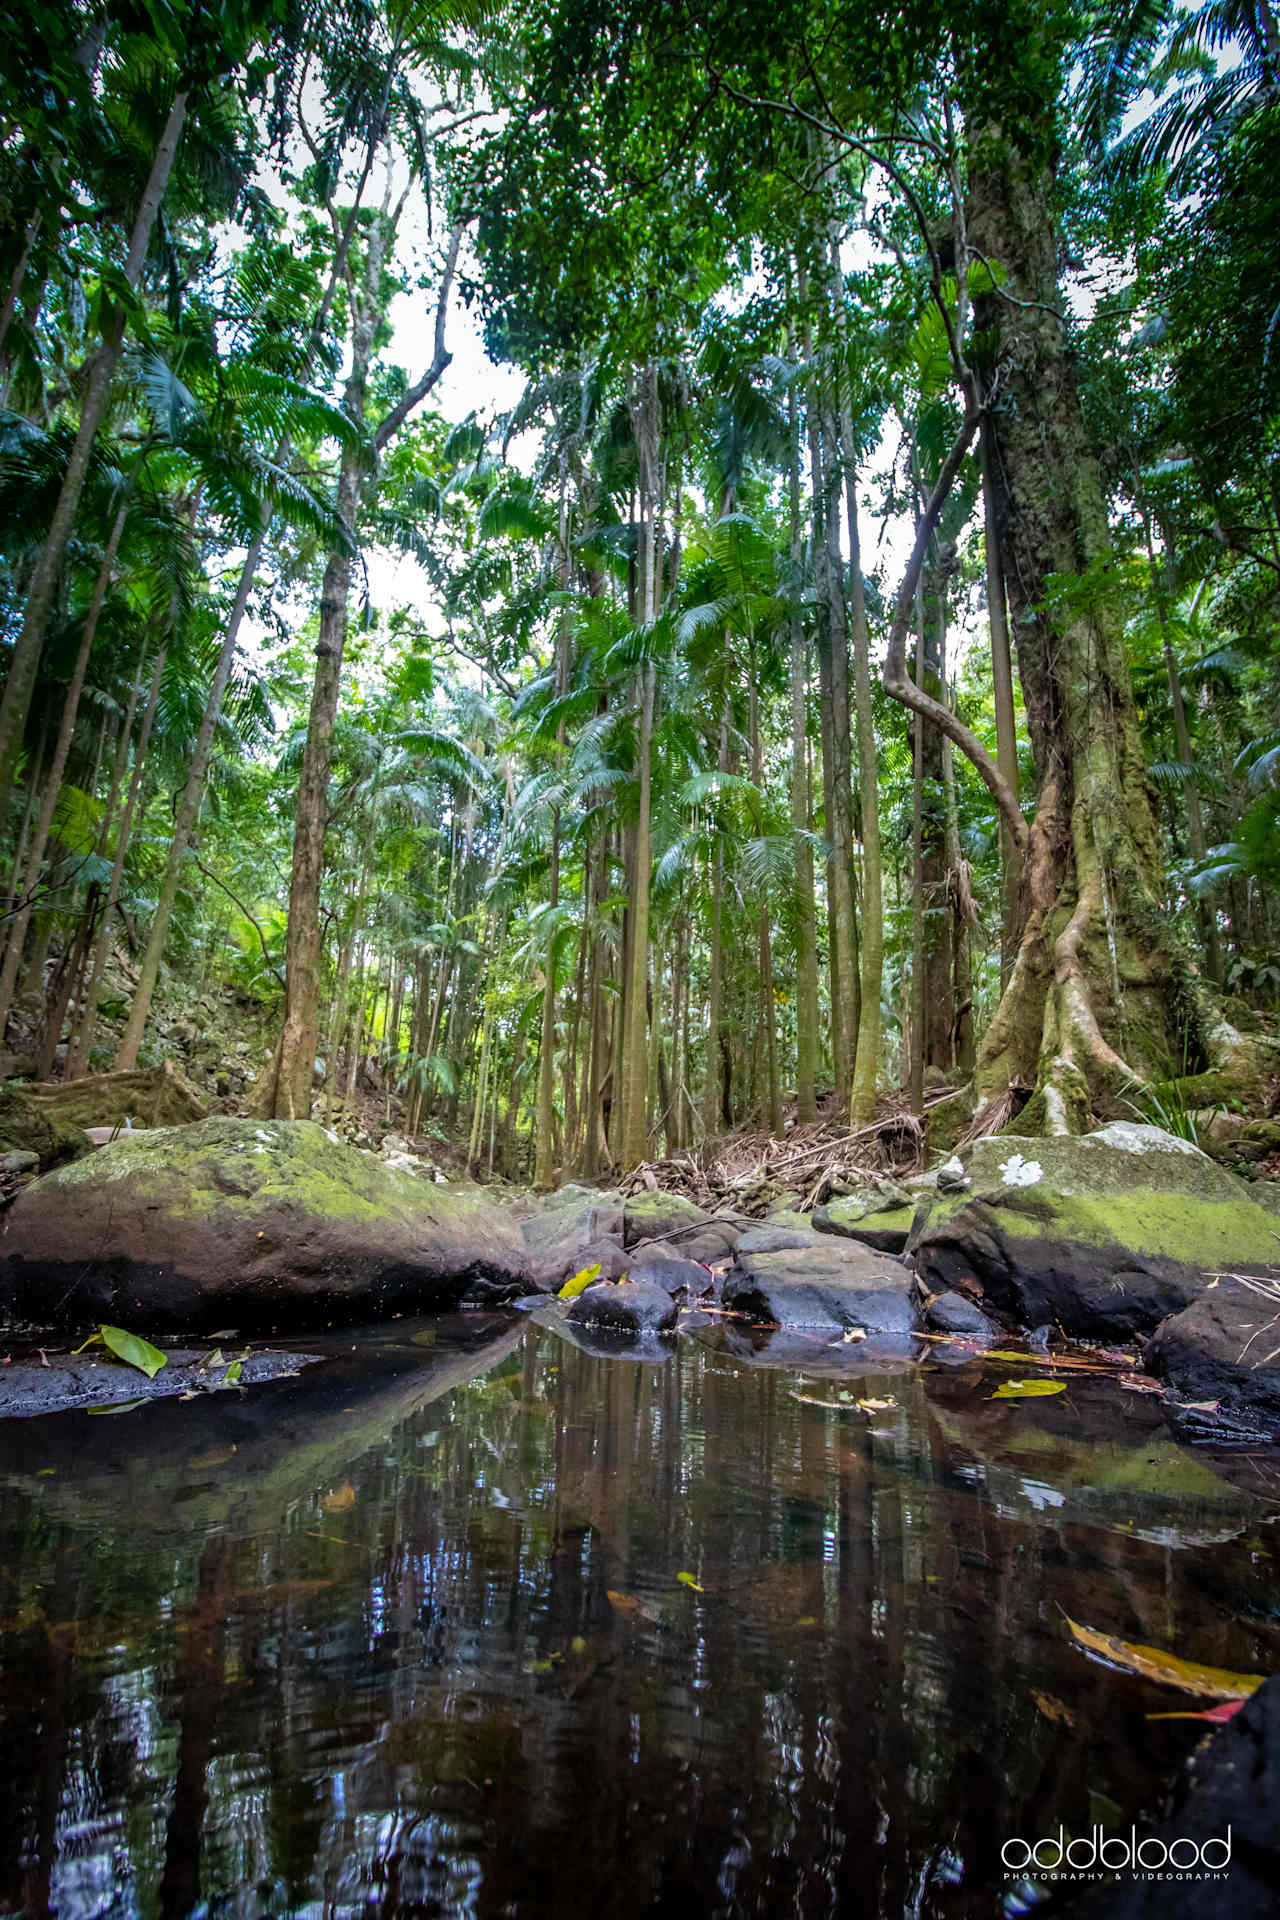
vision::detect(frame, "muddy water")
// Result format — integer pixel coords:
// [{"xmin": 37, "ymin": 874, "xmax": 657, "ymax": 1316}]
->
[{"xmin": 0, "ymin": 1312, "xmax": 1276, "ymax": 1918}]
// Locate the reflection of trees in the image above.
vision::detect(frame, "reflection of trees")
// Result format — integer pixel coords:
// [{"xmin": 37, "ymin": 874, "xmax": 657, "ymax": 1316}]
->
[{"xmin": 0, "ymin": 1325, "xmax": 1277, "ymax": 1917}]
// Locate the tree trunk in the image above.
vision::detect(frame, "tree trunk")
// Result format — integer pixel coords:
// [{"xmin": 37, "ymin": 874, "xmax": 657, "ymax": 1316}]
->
[
  {"xmin": 621, "ymin": 363, "xmax": 660, "ymax": 1169},
  {"xmin": 0, "ymin": 491, "xmax": 129, "ymax": 1032},
  {"xmin": 69, "ymin": 650, "xmax": 163, "ymax": 1076},
  {"xmin": 967, "ymin": 130, "xmax": 1251, "ymax": 1130},
  {"xmin": 0, "ymin": 91, "xmax": 187, "ymax": 814},
  {"xmin": 786, "ymin": 386, "xmax": 820, "ymax": 1123}
]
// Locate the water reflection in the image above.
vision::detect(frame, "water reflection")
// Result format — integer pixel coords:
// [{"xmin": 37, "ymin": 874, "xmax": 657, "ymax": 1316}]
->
[{"xmin": 0, "ymin": 1315, "xmax": 1276, "ymax": 1918}]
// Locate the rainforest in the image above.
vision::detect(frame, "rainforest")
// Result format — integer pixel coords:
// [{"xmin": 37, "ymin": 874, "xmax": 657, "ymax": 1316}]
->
[{"xmin": 0, "ymin": 1, "xmax": 1279, "ymax": 1915}]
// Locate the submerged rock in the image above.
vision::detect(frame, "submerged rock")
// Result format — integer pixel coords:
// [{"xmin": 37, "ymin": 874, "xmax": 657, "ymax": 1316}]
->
[
  {"xmin": 566, "ymin": 1278, "xmax": 679, "ymax": 1334},
  {"xmin": 724, "ymin": 1241, "xmax": 917, "ymax": 1334},
  {"xmin": 910, "ymin": 1123, "xmax": 1280, "ymax": 1340},
  {"xmin": 1144, "ymin": 1277, "xmax": 1280, "ymax": 1439},
  {"xmin": 0, "ymin": 1116, "xmax": 530, "ymax": 1333}
]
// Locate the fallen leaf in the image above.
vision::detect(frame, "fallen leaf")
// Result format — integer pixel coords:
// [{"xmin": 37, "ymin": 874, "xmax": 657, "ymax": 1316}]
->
[
  {"xmin": 1147, "ymin": 1700, "xmax": 1246, "ymax": 1724},
  {"xmin": 606, "ymin": 1589, "xmax": 662, "ymax": 1622},
  {"xmin": 1119, "ymin": 1373, "xmax": 1164, "ymax": 1395},
  {"xmin": 559, "ymin": 1263, "xmax": 602, "ymax": 1301},
  {"xmin": 791, "ymin": 1390, "xmax": 840, "ymax": 1409},
  {"xmin": 676, "ymin": 1571, "xmax": 704, "ymax": 1592},
  {"xmin": 321, "ymin": 1483, "xmax": 356, "ymax": 1513},
  {"xmin": 856, "ymin": 1396, "xmax": 895, "ymax": 1414},
  {"xmin": 842, "ymin": 1327, "xmax": 867, "ymax": 1343},
  {"xmin": 1033, "ymin": 1691, "xmax": 1078, "ymax": 1727},
  {"xmin": 86, "ymin": 1398, "xmax": 149, "ymax": 1414},
  {"xmin": 1064, "ymin": 1616, "xmax": 1265, "ymax": 1700},
  {"xmin": 190, "ymin": 1449, "xmax": 233, "ymax": 1468},
  {"xmin": 100, "ymin": 1325, "xmax": 167, "ymax": 1379},
  {"xmin": 1174, "ymin": 1398, "xmax": 1221, "ymax": 1414},
  {"xmin": 990, "ymin": 1379, "xmax": 1067, "ymax": 1399}
]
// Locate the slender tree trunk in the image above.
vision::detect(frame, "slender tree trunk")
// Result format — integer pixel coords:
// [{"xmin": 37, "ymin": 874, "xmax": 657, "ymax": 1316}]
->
[
  {"xmin": 621, "ymin": 363, "xmax": 660, "ymax": 1168},
  {"xmin": 69, "ymin": 650, "xmax": 163, "ymax": 1076},
  {"xmin": 0, "ymin": 493, "xmax": 129, "ymax": 1031},
  {"xmin": 0, "ymin": 91, "xmax": 187, "ymax": 814}
]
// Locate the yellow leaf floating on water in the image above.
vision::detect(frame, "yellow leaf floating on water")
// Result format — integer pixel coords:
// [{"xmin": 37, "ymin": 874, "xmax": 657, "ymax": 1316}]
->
[
  {"xmin": 856, "ymin": 1397, "xmax": 895, "ymax": 1414},
  {"xmin": 676, "ymin": 1571, "xmax": 704, "ymax": 1592},
  {"xmin": 321, "ymin": 1484, "xmax": 356, "ymax": 1513},
  {"xmin": 1032, "ymin": 1691, "xmax": 1078, "ymax": 1727},
  {"xmin": 990, "ymin": 1379, "xmax": 1067, "ymax": 1399},
  {"xmin": 1064, "ymin": 1616, "xmax": 1266, "ymax": 1700},
  {"xmin": 559, "ymin": 1263, "xmax": 602, "ymax": 1301}
]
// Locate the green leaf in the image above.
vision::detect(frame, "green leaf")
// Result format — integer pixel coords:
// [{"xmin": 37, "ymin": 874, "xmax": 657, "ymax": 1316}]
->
[
  {"xmin": 989, "ymin": 1379, "xmax": 1066, "ymax": 1399},
  {"xmin": 676, "ymin": 1571, "xmax": 704, "ymax": 1592},
  {"xmin": 99, "ymin": 1326, "xmax": 167, "ymax": 1378},
  {"xmin": 559, "ymin": 1263, "xmax": 602, "ymax": 1300}
]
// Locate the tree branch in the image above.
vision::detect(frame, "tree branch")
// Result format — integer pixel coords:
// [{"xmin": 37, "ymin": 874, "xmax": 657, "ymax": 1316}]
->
[
  {"xmin": 190, "ymin": 853, "xmax": 284, "ymax": 986},
  {"xmin": 881, "ymin": 411, "xmax": 1030, "ymax": 855},
  {"xmin": 372, "ymin": 221, "xmax": 465, "ymax": 455}
]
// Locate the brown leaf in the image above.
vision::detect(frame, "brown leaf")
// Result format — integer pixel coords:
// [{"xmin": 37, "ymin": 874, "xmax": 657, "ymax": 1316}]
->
[{"xmin": 321, "ymin": 1483, "xmax": 356, "ymax": 1513}]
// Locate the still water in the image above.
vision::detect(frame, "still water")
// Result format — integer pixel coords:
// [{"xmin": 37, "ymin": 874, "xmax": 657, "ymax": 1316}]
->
[{"xmin": 0, "ymin": 1311, "xmax": 1276, "ymax": 1919}]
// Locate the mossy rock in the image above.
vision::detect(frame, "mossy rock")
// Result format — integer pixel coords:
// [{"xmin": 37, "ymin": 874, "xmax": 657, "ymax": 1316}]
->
[
  {"xmin": 0, "ymin": 1084, "xmax": 89, "ymax": 1170},
  {"xmin": 623, "ymin": 1191, "xmax": 713, "ymax": 1248},
  {"xmin": 910, "ymin": 1121, "xmax": 1280, "ymax": 1339},
  {"xmin": 0, "ymin": 1116, "xmax": 531, "ymax": 1334},
  {"xmin": 814, "ymin": 1181, "xmax": 916, "ymax": 1253}
]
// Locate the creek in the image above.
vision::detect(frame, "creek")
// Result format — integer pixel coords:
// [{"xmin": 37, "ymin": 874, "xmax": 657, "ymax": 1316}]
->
[{"xmin": 0, "ymin": 1311, "xmax": 1276, "ymax": 1917}]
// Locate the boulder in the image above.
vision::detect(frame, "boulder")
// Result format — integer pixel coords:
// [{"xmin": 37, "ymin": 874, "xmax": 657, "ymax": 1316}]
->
[
  {"xmin": 813, "ymin": 1182, "xmax": 918, "ymax": 1254},
  {"xmin": 565, "ymin": 1278, "xmax": 679, "ymax": 1335},
  {"xmin": 0, "ymin": 1083, "xmax": 89, "ymax": 1171},
  {"xmin": 723, "ymin": 1241, "xmax": 917, "ymax": 1334},
  {"xmin": 736, "ymin": 1224, "xmax": 825, "ymax": 1254},
  {"xmin": 522, "ymin": 1190, "xmax": 625, "ymax": 1286},
  {"xmin": 621, "ymin": 1192, "xmax": 741, "ymax": 1263},
  {"xmin": 0, "ymin": 1116, "xmax": 531, "ymax": 1333},
  {"xmin": 624, "ymin": 1255, "xmax": 714, "ymax": 1298},
  {"xmin": 1144, "ymin": 1278, "xmax": 1280, "ymax": 1438},
  {"xmin": 910, "ymin": 1123, "xmax": 1280, "ymax": 1340},
  {"xmin": 922, "ymin": 1289, "xmax": 1001, "ymax": 1340}
]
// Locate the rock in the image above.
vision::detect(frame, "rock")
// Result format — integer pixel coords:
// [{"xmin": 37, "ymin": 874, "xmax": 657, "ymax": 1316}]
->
[
  {"xmin": 910, "ymin": 1124, "xmax": 1280, "ymax": 1340},
  {"xmin": 0, "ymin": 1083, "xmax": 89, "ymax": 1170},
  {"xmin": 623, "ymin": 1193, "xmax": 741, "ymax": 1263},
  {"xmin": 0, "ymin": 1344, "xmax": 321, "ymax": 1418},
  {"xmin": 521, "ymin": 1193, "xmax": 626, "ymax": 1287},
  {"xmin": 922, "ymin": 1289, "xmax": 1000, "ymax": 1340},
  {"xmin": 0, "ymin": 1148, "xmax": 39, "ymax": 1176},
  {"xmin": 565, "ymin": 1278, "xmax": 679, "ymax": 1334},
  {"xmin": 1052, "ymin": 1676, "xmax": 1280, "ymax": 1917},
  {"xmin": 23, "ymin": 1059, "xmax": 209, "ymax": 1131},
  {"xmin": 764, "ymin": 1207, "xmax": 812, "ymax": 1229},
  {"xmin": 0, "ymin": 1116, "xmax": 531, "ymax": 1333},
  {"xmin": 736, "ymin": 1224, "xmax": 825, "ymax": 1254},
  {"xmin": 813, "ymin": 1184, "xmax": 917, "ymax": 1254},
  {"xmin": 723, "ymin": 1241, "xmax": 917, "ymax": 1334},
  {"xmin": 543, "ymin": 1235, "xmax": 633, "ymax": 1292},
  {"xmin": 1144, "ymin": 1278, "xmax": 1280, "ymax": 1438},
  {"xmin": 624, "ymin": 1256, "xmax": 714, "ymax": 1298}
]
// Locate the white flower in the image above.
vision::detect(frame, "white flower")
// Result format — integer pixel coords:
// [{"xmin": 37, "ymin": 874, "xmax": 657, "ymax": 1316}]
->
[{"xmin": 999, "ymin": 1152, "xmax": 1044, "ymax": 1187}]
